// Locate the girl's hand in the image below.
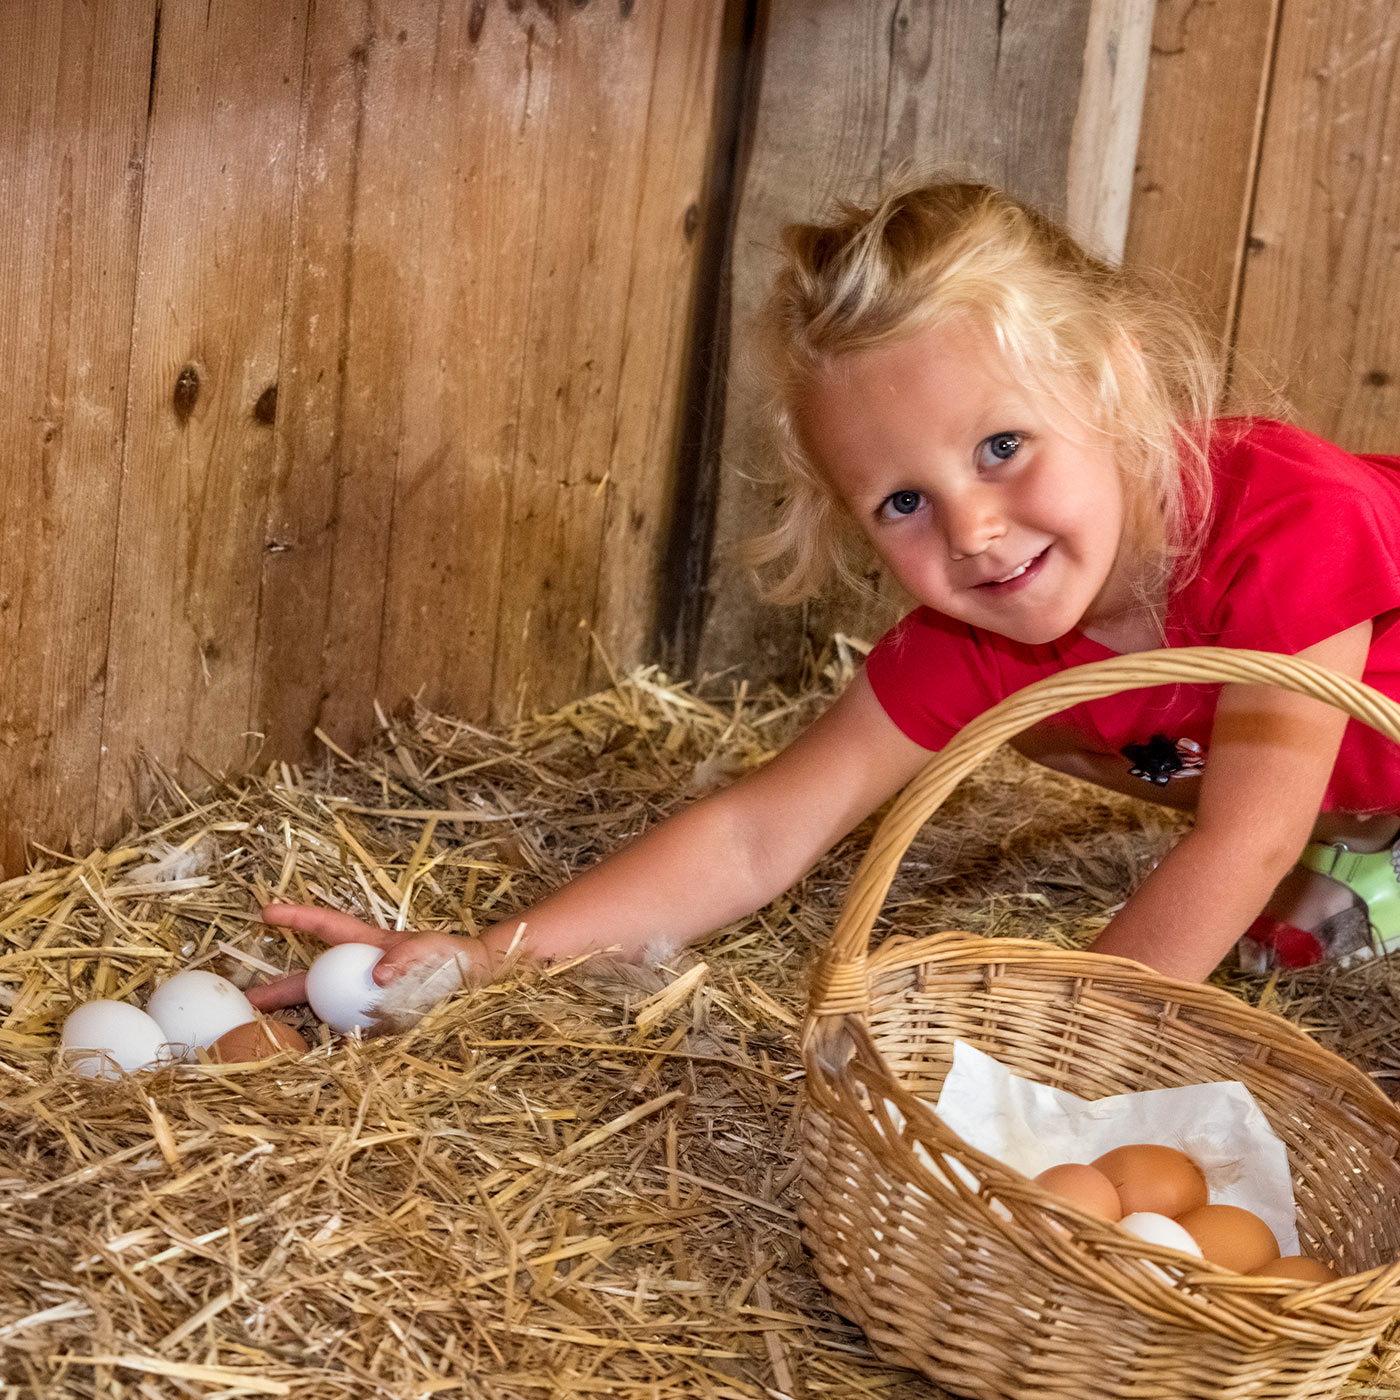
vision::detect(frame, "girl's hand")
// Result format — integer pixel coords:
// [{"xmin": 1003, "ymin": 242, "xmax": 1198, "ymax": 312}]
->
[{"xmin": 246, "ymin": 903, "xmax": 484, "ymax": 1011}]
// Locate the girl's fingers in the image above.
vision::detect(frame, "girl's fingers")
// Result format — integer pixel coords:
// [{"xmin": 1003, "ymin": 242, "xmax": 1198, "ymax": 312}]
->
[
  {"xmin": 260, "ymin": 903, "xmax": 394, "ymax": 947},
  {"xmin": 371, "ymin": 948, "xmax": 415, "ymax": 987},
  {"xmin": 248, "ymin": 916, "xmax": 476, "ymax": 1010},
  {"xmin": 372, "ymin": 940, "xmax": 477, "ymax": 994},
  {"xmin": 246, "ymin": 970, "xmax": 308, "ymax": 1011}
]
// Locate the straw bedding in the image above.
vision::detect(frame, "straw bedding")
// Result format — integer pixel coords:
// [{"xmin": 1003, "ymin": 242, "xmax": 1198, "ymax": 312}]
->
[{"xmin": 2, "ymin": 639, "xmax": 1399, "ymax": 1398}]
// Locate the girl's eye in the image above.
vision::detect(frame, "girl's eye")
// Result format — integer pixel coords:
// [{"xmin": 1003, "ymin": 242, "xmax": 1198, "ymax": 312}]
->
[
  {"xmin": 979, "ymin": 432, "xmax": 1022, "ymax": 467},
  {"xmin": 881, "ymin": 489, "xmax": 923, "ymax": 519}
]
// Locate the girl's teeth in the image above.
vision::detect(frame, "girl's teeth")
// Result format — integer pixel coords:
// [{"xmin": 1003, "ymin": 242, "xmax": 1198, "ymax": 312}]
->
[{"xmin": 994, "ymin": 559, "xmax": 1032, "ymax": 583}]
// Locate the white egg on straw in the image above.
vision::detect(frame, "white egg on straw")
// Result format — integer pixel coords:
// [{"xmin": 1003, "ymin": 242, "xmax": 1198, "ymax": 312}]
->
[
  {"xmin": 60, "ymin": 1001, "xmax": 173, "ymax": 1080},
  {"xmin": 305, "ymin": 942, "xmax": 387, "ymax": 1034},
  {"xmin": 146, "ymin": 970, "xmax": 258, "ymax": 1060}
]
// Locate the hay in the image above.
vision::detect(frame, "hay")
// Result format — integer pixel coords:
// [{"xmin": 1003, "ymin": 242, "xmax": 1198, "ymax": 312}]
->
[{"xmin": 2, "ymin": 638, "xmax": 1398, "ymax": 1398}]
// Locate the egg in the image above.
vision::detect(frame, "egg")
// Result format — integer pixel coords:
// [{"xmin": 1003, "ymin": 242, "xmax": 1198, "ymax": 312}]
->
[
  {"xmin": 210, "ymin": 1017, "xmax": 309, "ymax": 1063},
  {"xmin": 1091, "ymin": 1143, "xmax": 1208, "ymax": 1218},
  {"xmin": 147, "ymin": 970, "xmax": 257, "ymax": 1060},
  {"xmin": 1033, "ymin": 1163, "xmax": 1123, "ymax": 1221},
  {"xmin": 60, "ymin": 1000, "xmax": 173, "ymax": 1079},
  {"xmin": 1248, "ymin": 1255, "xmax": 1339, "ymax": 1284},
  {"xmin": 1118, "ymin": 1212, "xmax": 1204, "ymax": 1257},
  {"xmin": 305, "ymin": 942, "xmax": 386, "ymax": 1034},
  {"xmin": 1176, "ymin": 1204, "xmax": 1279, "ymax": 1273}
]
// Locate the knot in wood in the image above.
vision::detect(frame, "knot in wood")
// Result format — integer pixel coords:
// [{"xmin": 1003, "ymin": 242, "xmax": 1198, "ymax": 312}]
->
[{"xmin": 172, "ymin": 364, "xmax": 201, "ymax": 423}]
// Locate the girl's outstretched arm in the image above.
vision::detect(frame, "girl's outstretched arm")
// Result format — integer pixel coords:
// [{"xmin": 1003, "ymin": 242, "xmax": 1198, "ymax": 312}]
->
[
  {"xmin": 248, "ymin": 670, "xmax": 931, "ymax": 1008},
  {"xmin": 1087, "ymin": 620, "xmax": 1374, "ymax": 981}
]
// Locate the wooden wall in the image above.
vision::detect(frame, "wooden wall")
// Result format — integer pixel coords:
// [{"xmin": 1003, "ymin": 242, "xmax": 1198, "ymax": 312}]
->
[
  {"xmin": 4, "ymin": 0, "xmax": 1398, "ymax": 875},
  {"xmin": 0, "ymin": 0, "xmax": 725, "ymax": 876},
  {"xmin": 1129, "ymin": 0, "xmax": 1400, "ymax": 450}
]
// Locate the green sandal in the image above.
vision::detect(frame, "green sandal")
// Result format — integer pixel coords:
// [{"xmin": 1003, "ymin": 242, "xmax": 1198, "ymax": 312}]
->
[
  {"xmin": 1299, "ymin": 839, "xmax": 1400, "ymax": 966},
  {"xmin": 1242, "ymin": 838, "xmax": 1400, "ymax": 972}
]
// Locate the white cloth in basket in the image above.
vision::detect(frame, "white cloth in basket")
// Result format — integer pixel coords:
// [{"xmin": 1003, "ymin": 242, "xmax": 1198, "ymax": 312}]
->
[{"xmin": 929, "ymin": 1040, "xmax": 1299, "ymax": 1254}]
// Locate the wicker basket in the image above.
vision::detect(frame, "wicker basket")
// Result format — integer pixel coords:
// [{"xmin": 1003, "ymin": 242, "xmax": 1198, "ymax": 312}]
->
[{"xmin": 801, "ymin": 648, "xmax": 1400, "ymax": 1400}]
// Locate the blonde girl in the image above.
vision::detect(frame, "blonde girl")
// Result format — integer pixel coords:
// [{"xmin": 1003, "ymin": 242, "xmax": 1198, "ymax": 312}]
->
[{"xmin": 250, "ymin": 180, "xmax": 1400, "ymax": 1013}]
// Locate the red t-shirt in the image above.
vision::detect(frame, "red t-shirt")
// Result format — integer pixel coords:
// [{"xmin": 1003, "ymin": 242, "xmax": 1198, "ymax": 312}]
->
[{"xmin": 865, "ymin": 419, "xmax": 1400, "ymax": 813}]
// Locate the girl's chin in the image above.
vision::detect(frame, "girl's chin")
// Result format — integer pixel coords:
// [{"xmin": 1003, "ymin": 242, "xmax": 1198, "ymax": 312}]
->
[
  {"xmin": 998, "ymin": 621, "xmax": 1079, "ymax": 646},
  {"xmin": 914, "ymin": 599, "xmax": 1078, "ymax": 644},
  {"xmin": 984, "ymin": 601, "xmax": 1091, "ymax": 645}
]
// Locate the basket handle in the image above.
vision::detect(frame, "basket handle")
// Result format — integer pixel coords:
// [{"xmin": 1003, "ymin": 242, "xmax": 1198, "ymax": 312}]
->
[{"xmin": 811, "ymin": 646, "xmax": 1400, "ymax": 1017}]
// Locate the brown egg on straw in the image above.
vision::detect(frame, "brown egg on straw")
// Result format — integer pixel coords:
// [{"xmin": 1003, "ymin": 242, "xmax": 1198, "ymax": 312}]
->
[{"xmin": 210, "ymin": 1017, "xmax": 309, "ymax": 1063}]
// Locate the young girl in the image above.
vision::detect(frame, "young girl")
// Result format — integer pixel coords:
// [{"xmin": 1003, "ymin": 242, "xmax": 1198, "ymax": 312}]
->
[{"xmin": 248, "ymin": 179, "xmax": 1400, "ymax": 1016}]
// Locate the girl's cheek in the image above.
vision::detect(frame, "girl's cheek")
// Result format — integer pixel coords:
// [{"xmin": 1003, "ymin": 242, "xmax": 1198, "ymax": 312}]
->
[{"xmin": 888, "ymin": 545, "xmax": 948, "ymax": 601}]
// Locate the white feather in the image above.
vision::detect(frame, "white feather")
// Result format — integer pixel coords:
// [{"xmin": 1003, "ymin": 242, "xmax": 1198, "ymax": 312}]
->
[
  {"xmin": 372, "ymin": 951, "xmax": 473, "ymax": 1030},
  {"xmin": 127, "ymin": 839, "xmax": 210, "ymax": 884}
]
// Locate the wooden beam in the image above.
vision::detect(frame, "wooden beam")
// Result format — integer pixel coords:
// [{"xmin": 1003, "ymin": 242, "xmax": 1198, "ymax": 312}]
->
[{"xmin": 1067, "ymin": 0, "xmax": 1157, "ymax": 262}]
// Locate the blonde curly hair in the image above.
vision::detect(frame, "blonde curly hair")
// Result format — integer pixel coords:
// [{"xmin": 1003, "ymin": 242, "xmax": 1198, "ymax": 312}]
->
[{"xmin": 746, "ymin": 180, "xmax": 1228, "ymax": 626}]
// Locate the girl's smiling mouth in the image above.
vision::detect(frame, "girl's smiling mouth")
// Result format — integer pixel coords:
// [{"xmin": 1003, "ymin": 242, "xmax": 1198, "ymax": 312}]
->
[{"xmin": 976, "ymin": 545, "xmax": 1050, "ymax": 591}]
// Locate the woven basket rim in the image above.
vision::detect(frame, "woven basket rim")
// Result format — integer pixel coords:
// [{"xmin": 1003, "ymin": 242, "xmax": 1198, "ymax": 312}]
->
[{"xmin": 865, "ymin": 929, "xmax": 1400, "ymax": 1122}]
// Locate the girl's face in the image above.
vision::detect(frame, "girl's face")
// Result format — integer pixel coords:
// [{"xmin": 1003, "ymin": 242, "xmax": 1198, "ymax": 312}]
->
[{"xmin": 794, "ymin": 317, "xmax": 1134, "ymax": 645}]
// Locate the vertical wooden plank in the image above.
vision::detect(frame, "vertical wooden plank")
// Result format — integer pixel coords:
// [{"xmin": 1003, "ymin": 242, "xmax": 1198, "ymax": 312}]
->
[
  {"xmin": 695, "ymin": 2, "xmax": 906, "ymax": 685},
  {"xmin": 1122, "ymin": 0, "xmax": 1280, "ymax": 342},
  {"xmin": 484, "ymin": 2, "xmax": 669, "ymax": 721},
  {"xmin": 0, "ymin": 1, "xmax": 154, "ymax": 876},
  {"xmin": 1066, "ymin": 0, "xmax": 1156, "ymax": 261},
  {"xmin": 883, "ymin": 0, "xmax": 1096, "ymax": 226},
  {"xmin": 589, "ymin": 1, "xmax": 726, "ymax": 688},
  {"xmin": 371, "ymin": 1, "xmax": 558, "ymax": 734},
  {"xmin": 1234, "ymin": 0, "xmax": 1400, "ymax": 449},
  {"xmin": 255, "ymin": 0, "xmax": 460, "ymax": 761},
  {"xmin": 262, "ymin": 0, "xmax": 730, "ymax": 757},
  {"xmin": 97, "ymin": 1, "xmax": 310, "ymax": 831},
  {"xmin": 696, "ymin": 0, "xmax": 1153, "ymax": 683}
]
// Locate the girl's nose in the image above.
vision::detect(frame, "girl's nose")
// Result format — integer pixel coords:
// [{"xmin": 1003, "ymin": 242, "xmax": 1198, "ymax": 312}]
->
[{"xmin": 944, "ymin": 492, "xmax": 1006, "ymax": 560}]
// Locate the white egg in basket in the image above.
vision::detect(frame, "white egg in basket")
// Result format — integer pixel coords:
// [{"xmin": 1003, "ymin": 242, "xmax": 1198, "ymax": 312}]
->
[{"xmin": 1119, "ymin": 1212, "xmax": 1204, "ymax": 1258}]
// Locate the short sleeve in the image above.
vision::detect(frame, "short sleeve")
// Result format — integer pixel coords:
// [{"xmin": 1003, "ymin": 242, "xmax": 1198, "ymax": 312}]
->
[
  {"xmin": 865, "ymin": 608, "xmax": 1072, "ymax": 750},
  {"xmin": 865, "ymin": 611, "xmax": 1004, "ymax": 750},
  {"xmin": 1187, "ymin": 425, "xmax": 1400, "ymax": 656}
]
